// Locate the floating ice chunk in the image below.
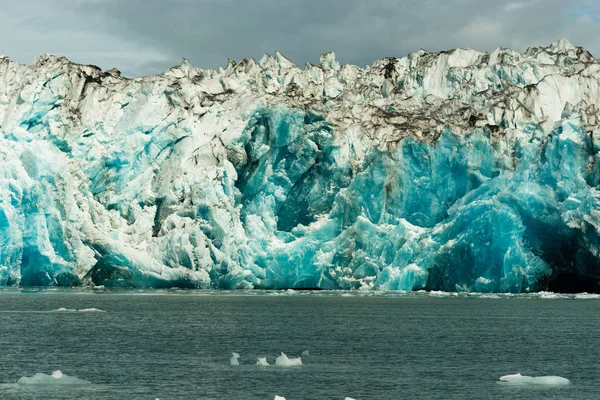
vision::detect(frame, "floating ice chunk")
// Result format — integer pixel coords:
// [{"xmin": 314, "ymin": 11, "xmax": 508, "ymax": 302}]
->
[
  {"xmin": 230, "ymin": 352, "xmax": 240, "ymax": 366},
  {"xmin": 481, "ymin": 294, "xmax": 501, "ymax": 299},
  {"xmin": 274, "ymin": 396, "xmax": 286, "ymax": 400},
  {"xmin": 256, "ymin": 357, "xmax": 270, "ymax": 366},
  {"xmin": 428, "ymin": 291, "xmax": 451, "ymax": 297},
  {"xmin": 53, "ymin": 308, "xmax": 106, "ymax": 312},
  {"xmin": 574, "ymin": 293, "xmax": 600, "ymax": 299},
  {"xmin": 302, "ymin": 350, "xmax": 310, "ymax": 356},
  {"xmin": 345, "ymin": 398, "xmax": 357, "ymax": 400},
  {"xmin": 275, "ymin": 352, "xmax": 302, "ymax": 367},
  {"xmin": 498, "ymin": 374, "xmax": 571, "ymax": 386},
  {"xmin": 538, "ymin": 292, "xmax": 561, "ymax": 299},
  {"xmin": 18, "ymin": 370, "xmax": 91, "ymax": 385}
]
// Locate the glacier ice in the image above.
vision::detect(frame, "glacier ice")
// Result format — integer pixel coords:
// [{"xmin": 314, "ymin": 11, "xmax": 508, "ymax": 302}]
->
[
  {"xmin": 498, "ymin": 374, "xmax": 571, "ymax": 386},
  {"xmin": 18, "ymin": 370, "xmax": 91, "ymax": 385},
  {"xmin": 1, "ymin": 39, "xmax": 600, "ymax": 292},
  {"xmin": 230, "ymin": 353, "xmax": 240, "ymax": 366}
]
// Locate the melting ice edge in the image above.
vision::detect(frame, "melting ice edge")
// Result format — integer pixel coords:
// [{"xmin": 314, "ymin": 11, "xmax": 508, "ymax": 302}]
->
[{"xmin": 1, "ymin": 39, "xmax": 600, "ymax": 292}]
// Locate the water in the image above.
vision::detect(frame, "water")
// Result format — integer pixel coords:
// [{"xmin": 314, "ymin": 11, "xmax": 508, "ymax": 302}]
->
[{"xmin": 0, "ymin": 290, "xmax": 598, "ymax": 399}]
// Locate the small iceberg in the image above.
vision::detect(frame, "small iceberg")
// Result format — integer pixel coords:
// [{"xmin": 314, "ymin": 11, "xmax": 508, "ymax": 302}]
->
[
  {"xmin": 274, "ymin": 396, "xmax": 286, "ymax": 400},
  {"xmin": 301, "ymin": 350, "xmax": 310, "ymax": 356},
  {"xmin": 53, "ymin": 308, "xmax": 106, "ymax": 313},
  {"xmin": 230, "ymin": 352, "xmax": 240, "ymax": 366},
  {"xmin": 18, "ymin": 370, "xmax": 91, "ymax": 385},
  {"xmin": 256, "ymin": 357, "xmax": 270, "ymax": 366},
  {"xmin": 275, "ymin": 352, "xmax": 302, "ymax": 367},
  {"xmin": 574, "ymin": 293, "xmax": 600, "ymax": 299},
  {"xmin": 498, "ymin": 374, "xmax": 571, "ymax": 386}
]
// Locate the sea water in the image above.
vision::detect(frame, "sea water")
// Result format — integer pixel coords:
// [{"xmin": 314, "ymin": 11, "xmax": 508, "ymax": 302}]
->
[{"xmin": 0, "ymin": 290, "xmax": 598, "ymax": 399}]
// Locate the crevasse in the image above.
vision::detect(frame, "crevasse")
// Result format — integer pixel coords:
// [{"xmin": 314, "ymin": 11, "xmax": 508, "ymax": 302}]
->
[{"xmin": 0, "ymin": 39, "xmax": 599, "ymax": 292}]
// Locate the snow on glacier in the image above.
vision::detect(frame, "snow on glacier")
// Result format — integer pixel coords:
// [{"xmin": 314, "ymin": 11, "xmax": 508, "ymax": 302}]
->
[{"xmin": 1, "ymin": 39, "xmax": 600, "ymax": 292}]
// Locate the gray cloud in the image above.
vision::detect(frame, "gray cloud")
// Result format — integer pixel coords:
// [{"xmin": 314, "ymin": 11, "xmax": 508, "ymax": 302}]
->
[{"xmin": 1, "ymin": 0, "xmax": 599, "ymax": 77}]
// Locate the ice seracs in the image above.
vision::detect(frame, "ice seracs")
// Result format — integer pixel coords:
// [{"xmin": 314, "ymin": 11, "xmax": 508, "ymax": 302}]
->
[{"xmin": 1, "ymin": 40, "xmax": 600, "ymax": 292}]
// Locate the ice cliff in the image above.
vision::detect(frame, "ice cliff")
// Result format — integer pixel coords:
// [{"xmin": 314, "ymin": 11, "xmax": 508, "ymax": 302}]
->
[{"xmin": 1, "ymin": 39, "xmax": 600, "ymax": 292}]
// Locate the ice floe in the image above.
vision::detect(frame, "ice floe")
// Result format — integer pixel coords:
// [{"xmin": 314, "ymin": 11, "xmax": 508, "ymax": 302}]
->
[
  {"xmin": 275, "ymin": 353, "xmax": 302, "ymax": 367},
  {"xmin": 498, "ymin": 373, "xmax": 571, "ymax": 386},
  {"xmin": 18, "ymin": 370, "xmax": 91, "ymax": 385},
  {"xmin": 256, "ymin": 357, "xmax": 270, "ymax": 366}
]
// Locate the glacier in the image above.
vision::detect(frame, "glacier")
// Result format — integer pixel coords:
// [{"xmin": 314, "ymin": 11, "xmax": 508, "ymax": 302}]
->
[{"xmin": 1, "ymin": 39, "xmax": 600, "ymax": 292}]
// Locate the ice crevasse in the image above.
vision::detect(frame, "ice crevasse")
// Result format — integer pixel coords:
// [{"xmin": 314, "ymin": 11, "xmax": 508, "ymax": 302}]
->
[{"xmin": 1, "ymin": 38, "xmax": 600, "ymax": 292}]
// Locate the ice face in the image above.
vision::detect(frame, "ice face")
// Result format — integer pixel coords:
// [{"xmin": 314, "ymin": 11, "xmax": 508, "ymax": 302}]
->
[
  {"xmin": 1, "ymin": 40, "xmax": 600, "ymax": 292},
  {"xmin": 498, "ymin": 374, "xmax": 571, "ymax": 386}
]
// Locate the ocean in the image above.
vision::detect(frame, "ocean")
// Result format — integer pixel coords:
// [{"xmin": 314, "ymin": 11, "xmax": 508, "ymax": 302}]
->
[{"xmin": 0, "ymin": 290, "xmax": 598, "ymax": 399}]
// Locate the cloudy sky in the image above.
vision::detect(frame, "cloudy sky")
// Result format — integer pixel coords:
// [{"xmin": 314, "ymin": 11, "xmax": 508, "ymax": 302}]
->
[{"xmin": 2, "ymin": 0, "xmax": 599, "ymax": 77}]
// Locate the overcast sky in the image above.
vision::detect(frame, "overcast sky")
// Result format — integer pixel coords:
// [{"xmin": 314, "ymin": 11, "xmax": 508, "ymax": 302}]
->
[{"xmin": 1, "ymin": 0, "xmax": 599, "ymax": 77}]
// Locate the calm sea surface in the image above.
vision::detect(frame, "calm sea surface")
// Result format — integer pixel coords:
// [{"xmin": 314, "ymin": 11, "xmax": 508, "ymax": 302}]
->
[{"xmin": 0, "ymin": 290, "xmax": 598, "ymax": 400}]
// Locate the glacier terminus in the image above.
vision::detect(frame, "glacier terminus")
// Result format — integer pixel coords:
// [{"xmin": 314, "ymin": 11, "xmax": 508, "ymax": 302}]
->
[{"xmin": 1, "ymin": 39, "xmax": 600, "ymax": 292}]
